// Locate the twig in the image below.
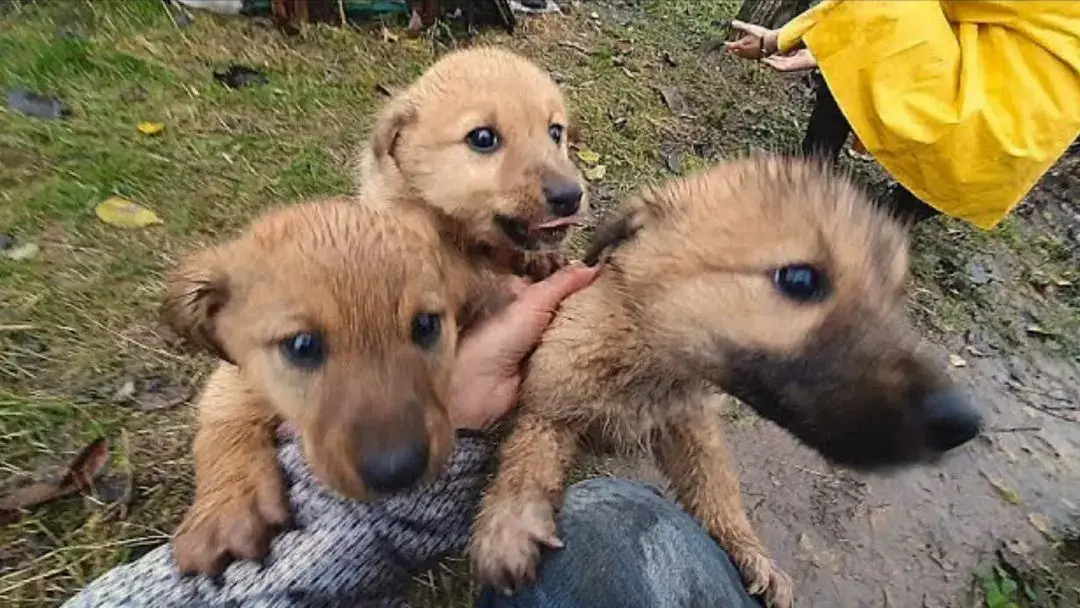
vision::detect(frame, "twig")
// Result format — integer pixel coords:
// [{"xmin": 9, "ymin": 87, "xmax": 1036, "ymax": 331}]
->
[
  {"xmin": 986, "ymin": 426, "xmax": 1042, "ymax": 434},
  {"xmin": 0, "ymin": 325, "xmax": 35, "ymax": 333}
]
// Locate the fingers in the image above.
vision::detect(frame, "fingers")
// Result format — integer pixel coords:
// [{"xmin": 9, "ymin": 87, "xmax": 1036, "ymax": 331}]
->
[{"xmin": 730, "ymin": 19, "xmax": 769, "ymax": 37}]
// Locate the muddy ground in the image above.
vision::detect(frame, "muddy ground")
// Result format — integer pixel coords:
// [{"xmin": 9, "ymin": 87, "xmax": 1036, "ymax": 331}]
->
[{"xmin": 2, "ymin": 0, "xmax": 1078, "ymax": 606}]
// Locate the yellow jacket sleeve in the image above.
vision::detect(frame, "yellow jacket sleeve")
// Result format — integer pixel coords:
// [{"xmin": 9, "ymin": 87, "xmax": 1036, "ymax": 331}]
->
[{"xmin": 771, "ymin": 0, "xmax": 1080, "ymax": 229}]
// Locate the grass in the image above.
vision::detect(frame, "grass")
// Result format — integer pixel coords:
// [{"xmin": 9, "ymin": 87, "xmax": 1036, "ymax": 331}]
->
[{"xmin": 1, "ymin": 0, "xmax": 1077, "ymax": 606}]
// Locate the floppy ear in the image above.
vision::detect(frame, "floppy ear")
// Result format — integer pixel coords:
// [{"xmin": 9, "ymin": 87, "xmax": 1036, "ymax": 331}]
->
[
  {"xmin": 161, "ymin": 247, "xmax": 233, "ymax": 364},
  {"xmin": 369, "ymin": 96, "xmax": 417, "ymax": 163},
  {"xmin": 583, "ymin": 191, "xmax": 663, "ymax": 266}
]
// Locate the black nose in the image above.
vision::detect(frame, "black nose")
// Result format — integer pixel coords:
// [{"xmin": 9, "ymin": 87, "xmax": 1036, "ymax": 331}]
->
[
  {"xmin": 544, "ymin": 181, "xmax": 583, "ymax": 217},
  {"xmin": 921, "ymin": 391, "xmax": 982, "ymax": 452},
  {"xmin": 359, "ymin": 441, "xmax": 429, "ymax": 494}
]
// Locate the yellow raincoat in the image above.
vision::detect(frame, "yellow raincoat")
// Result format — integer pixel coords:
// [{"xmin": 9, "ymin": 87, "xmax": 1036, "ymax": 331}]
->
[{"xmin": 777, "ymin": 1, "xmax": 1080, "ymax": 229}]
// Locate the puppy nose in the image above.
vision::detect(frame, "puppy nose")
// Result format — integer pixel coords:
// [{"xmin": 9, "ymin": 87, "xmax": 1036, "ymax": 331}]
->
[
  {"xmin": 544, "ymin": 181, "xmax": 583, "ymax": 217},
  {"xmin": 921, "ymin": 391, "xmax": 982, "ymax": 452},
  {"xmin": 359, "ymin": 441, "xmax": 429, "ymax": 494}
]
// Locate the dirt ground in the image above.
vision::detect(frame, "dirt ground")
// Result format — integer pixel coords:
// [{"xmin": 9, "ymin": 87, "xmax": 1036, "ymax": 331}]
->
[{"xmin": 2, "ymin": 1, "xmax": 1078, "ymax": 606}]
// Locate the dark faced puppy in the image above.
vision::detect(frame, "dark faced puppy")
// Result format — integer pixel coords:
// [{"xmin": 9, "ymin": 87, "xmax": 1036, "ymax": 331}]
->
[
  {"xmin": 358, "ymin": 47, "xmax": 586, "ymax": 273},
  {"xmin": 165, "ymin": 199, "xmax": 474, "ymax": 575},
  {"xmin": 470, "ymin": 158, "xmax": 982, "ymax": 608}
]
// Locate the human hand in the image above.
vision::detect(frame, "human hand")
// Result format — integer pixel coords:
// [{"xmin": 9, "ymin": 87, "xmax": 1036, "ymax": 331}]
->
[
  {"xmin": 448, "ymin": 263, "xmax": 600, "ymax": 431},
  {"xmin": 761, "ymin": 48, "xmax": 818, "ymax": 72},
  {"xmin": 724, "ymin": 19, "xmax": 780, "ymax": 60}
]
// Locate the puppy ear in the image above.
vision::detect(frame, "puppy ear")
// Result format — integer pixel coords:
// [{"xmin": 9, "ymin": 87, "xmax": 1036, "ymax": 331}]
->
[
  {"xmin": 370, "ymin": 97, "xmax": 417, "ymax": 162},
  {"xmin": 583, "ymin": 191, "xmax": 662, "ymax": 266},
  {"xmin": 161, "ymin": 247, "xmax": 234, "ymax": 364}
]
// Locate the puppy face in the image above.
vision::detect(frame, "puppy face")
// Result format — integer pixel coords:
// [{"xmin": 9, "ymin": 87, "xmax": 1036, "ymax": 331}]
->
[
  {"xmin": 163, "ymin": 200, "xmax": 469, "ymax": 499},
  {"xmin": 369, "ymin": 47, "xmax": 585, "ymax": 254},
  {"xmin": 594, "ymin": 158, "xmax": 982, "ymax": 469}
]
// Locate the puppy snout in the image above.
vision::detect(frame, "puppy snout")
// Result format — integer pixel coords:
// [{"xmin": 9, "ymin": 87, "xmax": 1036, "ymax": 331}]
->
[
  {"xmin": 920, "ymin": 391, "xmax": 981, "ymax": 452},
  {"xmin": 543, "ymin": 179, "xmax": 583, "ymax": 218},
  {"xmin": 359, "ymin": 441, "xmax": 430, "ymax": 494}
]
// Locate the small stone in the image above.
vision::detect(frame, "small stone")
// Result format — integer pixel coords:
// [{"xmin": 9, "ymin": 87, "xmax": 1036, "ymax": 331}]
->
[
  {"xmin": 3, "ymin": 242, "xmax": 39, "ymax": 261},
  {"xmin": 949, "ymin": 354, "xmax": 968, "ymax": 368},
  {"xmin": 0, "ymin": 233, "xmax": 13, "ymax": 251},
  {"xmin": 112, "ymin": 379, "xmax": 137, "ymax": 403}
]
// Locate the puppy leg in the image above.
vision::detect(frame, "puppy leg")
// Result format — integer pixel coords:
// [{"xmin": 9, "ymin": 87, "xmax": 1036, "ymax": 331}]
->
[
  {"xmin": 514, "ymin": 250, "xmax": 568, "ymax": 282},
  {"xmin": 657, "ymin": 404, "xmax": 794, "ymax": 608},
  {"xmin": 470, "ymin": 415, "xmax": 580, "ymax": 591},
  {"xmin": 173, "ymin": 364, "xmax": 290, "ymax": 576}
]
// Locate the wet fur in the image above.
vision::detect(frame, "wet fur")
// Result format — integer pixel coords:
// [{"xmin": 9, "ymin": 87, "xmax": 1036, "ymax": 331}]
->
[
  {"xmin": 168, "ymin": 48, "xmax": 583, "ymax": 576},
  {"xmin": 470, "ymin": 158, "xmax": 978, "ymax": 607}
]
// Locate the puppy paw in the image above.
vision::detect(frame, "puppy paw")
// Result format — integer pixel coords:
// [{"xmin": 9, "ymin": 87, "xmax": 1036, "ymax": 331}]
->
[
  {"xmin": 470, "ymin": 498, "xmax": 562, "ymax": 592},
  {"xmin": 730, "ymin": 545, "xmax": 794, "ymax": 608},
  {"xmin": 515, "ymin": 251, "xmax": 568, "ymax": 282},
  {"xmin": 173, "ymin": 473, "xmax": 290, "ymax": 576}
]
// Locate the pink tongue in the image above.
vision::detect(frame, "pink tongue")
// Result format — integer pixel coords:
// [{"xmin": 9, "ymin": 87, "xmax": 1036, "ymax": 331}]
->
[{"xmin": 533, "ymin": 215, "xmax": 583, "ymax": 231}]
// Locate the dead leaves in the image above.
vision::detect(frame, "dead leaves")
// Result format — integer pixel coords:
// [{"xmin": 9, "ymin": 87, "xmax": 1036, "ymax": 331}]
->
[
  {"xmin": 94, "ymin": 197, "xmax": 163, "ymax": 229},
  {"xmin": 0, "ymin": 438, "xmax": 110, "ymax": 522}
]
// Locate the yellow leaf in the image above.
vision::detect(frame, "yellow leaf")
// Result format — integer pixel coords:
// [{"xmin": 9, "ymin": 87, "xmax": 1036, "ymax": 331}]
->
[
  {"xmin": 584, "ymin": 164, "xmax": 607, "ymax": 181},
  {"xmin": 137, "ymin": 122, "xmax": 164, "ymax": 135},
  {"xmin": 95, "ymin": 197, "xmax": 164, "ymax": 229},
  {"xmin": 576, "ymin": 149, "xmax": 601, "ymax": 165}
]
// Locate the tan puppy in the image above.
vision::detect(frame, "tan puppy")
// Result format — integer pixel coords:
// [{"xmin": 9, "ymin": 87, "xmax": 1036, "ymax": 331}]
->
[
  {"xmin": 164, "ymin": 199, "xmax": 482, "ymax": 575},
  {"xmin": 469, "ymin": 158, "xmax": 983, "ymax": 607},
  {"xmin": 170, "ymin": 47, "xmax": 583, "ymax": 576},
  {"xmin": 357, "ymin": 47, "xmax": 586, "ymax": 280}
]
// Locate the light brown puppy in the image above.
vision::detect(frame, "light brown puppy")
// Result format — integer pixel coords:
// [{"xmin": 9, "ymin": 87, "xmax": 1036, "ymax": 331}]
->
[
  {"xmin": 357, "ymin": 47, "xmax": 586, "ymax": 281},
  {"xmin": 164, "ymin": 199, "xmax": 480, "ymax": 575},
  {"xmin": 169, "ymin": 47, "xmax": 584, "ymax": 576},
  {"xmin": 469, "ymin": 158, "xmax": 983, "ymax": 607}
]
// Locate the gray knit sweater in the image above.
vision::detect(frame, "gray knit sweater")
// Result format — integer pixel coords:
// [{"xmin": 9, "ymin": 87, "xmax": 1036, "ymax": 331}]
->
[{"xmin": 63, "ymin": 432, "xmax": 494, "ymax": 608}]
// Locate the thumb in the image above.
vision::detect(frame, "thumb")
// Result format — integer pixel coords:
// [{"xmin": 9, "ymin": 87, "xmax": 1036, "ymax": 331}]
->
[{"xmin": 514, "ymin": 264, "xmax": 600, "ymax": 313}]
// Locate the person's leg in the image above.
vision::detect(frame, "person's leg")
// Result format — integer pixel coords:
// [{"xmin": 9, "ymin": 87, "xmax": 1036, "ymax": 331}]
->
[
  {"xmin": 887, "ymin": 184, "xmax": 941, "ymax": 224},
  {"xmin": 800, "ymin": 71, "xmax": 851, "ymax": 165},
  {"xmin": 477, "ymin": 478, "xmax": 762, "ymax": 608}
]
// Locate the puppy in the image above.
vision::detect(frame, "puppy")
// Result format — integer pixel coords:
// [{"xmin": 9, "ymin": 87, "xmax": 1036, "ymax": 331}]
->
[
  {"xmin": 357, "ymin": 46, "xmax": 586, "ymax": 281},
  {"xmin": 170, "ymin": 47, "xmax": 584, "ymax": 576},
  {"xmin": 469, "ymin": 158, "xmax": 983, "ymax": 607},
  {"xmin": 165, "ymin": 199, "xmax": 479, "ymax": 576}
]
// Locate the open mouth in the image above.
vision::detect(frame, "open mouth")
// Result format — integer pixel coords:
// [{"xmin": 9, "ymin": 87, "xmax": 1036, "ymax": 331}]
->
[{"xmin": 495, "ymin": 213, "xmax": 584, "ymax": 249}]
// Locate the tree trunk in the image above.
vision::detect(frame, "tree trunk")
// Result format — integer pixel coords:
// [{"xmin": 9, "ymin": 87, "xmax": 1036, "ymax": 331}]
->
[{"xmin": 733, "ymin": 0, "xmax": 813, "ymax": 30}]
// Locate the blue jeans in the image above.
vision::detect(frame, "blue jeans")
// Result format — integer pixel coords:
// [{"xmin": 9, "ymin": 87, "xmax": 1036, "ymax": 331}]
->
[{"xmin": 477, "ymin": 478, "xmax": 762, "ymax": 608}]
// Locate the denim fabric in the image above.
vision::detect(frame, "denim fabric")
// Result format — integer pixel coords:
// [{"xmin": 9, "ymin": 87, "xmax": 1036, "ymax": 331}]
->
[{"xmin": 478, "ymin": 478, "xmax": 761, "ymax": 608}]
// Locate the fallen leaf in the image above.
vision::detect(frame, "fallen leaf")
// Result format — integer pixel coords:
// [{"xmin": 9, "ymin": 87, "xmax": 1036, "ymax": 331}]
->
[
  {"xmin": 614, "ymin": 40, "xmax": 633, "ymax": 54},
  {"xmin": 5, "ymin": 87, "xmax": 70, "ymax": 119},
  {"xmin": 657, "ymin": 86, "xmax": 688, "ymax": 114},
  {"xmin": 985, "ymin": 476, "xmax": 1023, "ymax": 506},
  {"xmin": 1052, "ymin": 277, "xmax": 1073, "ymax": 287},
  {"xmin": 1027, "ymin": 513, "xmax": 1053, "ymax": 538},
  {"xmin": 3, "ymin": 242, "xmax": 39, "ymax": 261},
  {"xmin": 136, "ymin": 121, "xmax": 164, "ymax": 135},
  {"xmin": 95, "ymin": 197, "xmax": 163, "ymax": 229},
  {"xmin": 213, "ymin": 64, "xmax": 268, "ymax": 89},
  {"xmin": 949, "ymin": 354, "xmax": 968, "ymax": 368},
  {"xmin": 1025, "ymin": 325, "xmax": 1057, "ymax": 338},
  {"xmin": 584, "ymin": 164, "xmax": 607, "ymax": 181},
  {"xmin": 576, "ymin": 149, "xmax": 601, "ymax": 165},
  {"xmin": 0, "ymin": 438, "xmax": 110, "ymax": 517},
  {"xmin": 112, "ymin": 379, "xmax": 137, "ymax": 403}
]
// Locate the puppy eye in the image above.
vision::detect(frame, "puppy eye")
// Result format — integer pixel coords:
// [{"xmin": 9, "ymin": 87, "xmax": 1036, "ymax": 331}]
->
[
  {"xmin": 411, "ymin": 312, "xmax": 443, "ymax": 349},
  {"xmin": 465, "ymin": 127, "xmax": 501, "ymax": 153},
  {"xmin": 280, "ymin": 332, "xmax": 326, "ymax": 369},
  {"xmin": 548, "ymin": 124, "xmax": 565, "ymax": 145},
  {"xmin": 773, "ymin": 265, "xmax": 830, "ymax": 303}
]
